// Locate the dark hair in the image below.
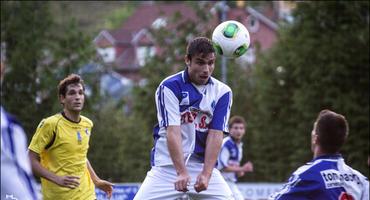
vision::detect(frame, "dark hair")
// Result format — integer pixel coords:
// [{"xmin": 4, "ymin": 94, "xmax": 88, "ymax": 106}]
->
[
  {"xmin": 315, "ymin": 109, "xmax": 349, "ymax": 154},
  {"xmin": 58, "ymin": 74, "xmax": 85, "ymax": 97},
  {"xmin": 186, "ymin": 37, "xmax": 215, "ymax": 61},
  {"xmin": 229, "ymin": 115, "xmax": 246, "ymax": 129}
]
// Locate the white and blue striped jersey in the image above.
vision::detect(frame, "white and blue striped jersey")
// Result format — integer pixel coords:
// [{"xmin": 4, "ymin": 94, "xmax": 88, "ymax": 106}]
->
[
  {"xmin": 151, "ymin": 69, "xmax": 232, "ymax": 167},
  {"xmin": 218, "ymin": 136, "xmax": 243, "ymax": 182},
  {"xmin": 1, "ymin": 106, "xmax": 38, "ymax": 200},
  {"xmin": 269, "ymin": 154, "xmax": 369, "ymax": 200}
]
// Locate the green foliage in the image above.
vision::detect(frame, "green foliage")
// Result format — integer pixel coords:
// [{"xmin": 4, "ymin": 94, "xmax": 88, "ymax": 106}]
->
[
  {"xmin": 1, "ymin": 1, "xmax": 95, "ymax": 140},
  {"xmin": 87, "ymin": 102, "xmax": 151, "ymax": 182},
  {"xmin": 104, "ymin": 3, "xmax": 137, "ymax": 30},
  {"xmin": 248, "ymin": 1, "xmax": 369, "ymax": 182}
]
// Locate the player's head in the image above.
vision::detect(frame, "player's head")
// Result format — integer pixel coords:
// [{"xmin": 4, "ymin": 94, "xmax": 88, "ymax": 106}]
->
[
  {"xmin": 57, "ymin": 74, "xmax": 85, "ymax": 112},
  {"xmin": 185, "ymin": 37, "xmax": 216, "ymax": 85},
  {"xmin": 229, "ymin": 115, "xmax": 246, "ymax": 142},
  {"xmin": 311, "ymin": 109, "xmax": 349, "ymax": 154}
]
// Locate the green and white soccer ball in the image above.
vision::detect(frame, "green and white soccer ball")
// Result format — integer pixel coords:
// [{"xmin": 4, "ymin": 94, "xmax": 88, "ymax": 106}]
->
[{"xmin": 212, "ymin": 20, "xmax": 250, "ymax": 58}]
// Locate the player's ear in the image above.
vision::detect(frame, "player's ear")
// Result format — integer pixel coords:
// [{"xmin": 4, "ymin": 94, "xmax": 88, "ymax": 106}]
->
[
  {"xmin": 59, "ymin": 95, "xmax": 65, "ymax": 105},
  {"xmin": 184, "ymin": 55, "xmax": 190, "ymax": 66}
]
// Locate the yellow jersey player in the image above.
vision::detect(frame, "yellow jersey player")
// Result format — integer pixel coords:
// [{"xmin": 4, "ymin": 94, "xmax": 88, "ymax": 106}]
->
[{"xmin": 28, "ymin": 74, "xmax": 113, "ymax": 199}]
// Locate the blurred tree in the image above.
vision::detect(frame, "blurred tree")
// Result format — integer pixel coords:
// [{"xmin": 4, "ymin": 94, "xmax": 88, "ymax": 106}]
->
[
  {"xmin": 1, "ymin": 1, "xmax": 95, "ymax": 140},
  {"xmin": 248, "ymin": 1, "xmax": 369, "ymax": 182}
]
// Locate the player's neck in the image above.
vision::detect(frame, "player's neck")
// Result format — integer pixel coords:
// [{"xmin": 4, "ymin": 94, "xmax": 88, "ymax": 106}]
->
[
  {"xmin": 313, "ymin": 147, "xmax": 336, "ymax": 159},
  {"xmin": 62, "ymin": 109, "xmax": 81, "ymax": 123}
]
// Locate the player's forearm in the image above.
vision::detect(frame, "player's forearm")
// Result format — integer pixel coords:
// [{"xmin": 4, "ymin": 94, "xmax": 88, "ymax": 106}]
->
[
  {"xmin": 29, "ymin": 150, "xmax": 59, "ymax": 184},
  {"xmin": 202, "ymin": 129, "xmax": 223, "ymax": 176},
  {"xmin": 87, "ymin": 159, "xmax": 101, "ymax": 184},
  {"xmin": 222, "ymin": 165, "xmax": 244, "ymax": 172},
  {"xmin": 167, "ymin": 126, "xmax": 187, "ymax": 174}
]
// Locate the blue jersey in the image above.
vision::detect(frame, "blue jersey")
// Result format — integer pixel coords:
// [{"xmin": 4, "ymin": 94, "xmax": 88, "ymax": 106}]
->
[
  {"xmin": 151, "ymin": 69, "xmax": 232, "ymax": 166},
  {"xmin": 269, "ymin": 154, "xmax": 369, "ymax": 200},
  {"xmin": 218, "ymin": 136, "xmax": 243, "ymax": 182},
  {"xmin": 1, "ymin": 106, "xmax": 38, "ymax": 200}
]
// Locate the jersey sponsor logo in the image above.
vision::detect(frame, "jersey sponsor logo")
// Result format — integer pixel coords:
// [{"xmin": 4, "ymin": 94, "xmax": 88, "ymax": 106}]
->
[
  {"xmin": 339, "ymin": 192, "xmax": 354, "ymax": 200},
  {"xmin": 321, "ymin": 169, "xmax": 361, "ymax": 189},
  {"xmin": 180, "ymin": 91, "xmax": 190, "ymax": 105},
  {"xmin": 180, "ymin": 107, "xmax": 211, "ymax": 131}
]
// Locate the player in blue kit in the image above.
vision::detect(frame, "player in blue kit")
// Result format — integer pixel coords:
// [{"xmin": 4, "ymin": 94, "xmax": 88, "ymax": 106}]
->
[
  {"xmin": 218, "ymin": 116, "xmax": 253, "ymax": 200},
  {"xmin": 269, "ymin": 109, "xmax": 369, "ymax": 200},
  {"xmin": 1, "ymin": 51, "xmax": 38, "ymax": 200},
  {"xmin": 134, "ymin": 37, "xmax": 234, "ymax": 200}
]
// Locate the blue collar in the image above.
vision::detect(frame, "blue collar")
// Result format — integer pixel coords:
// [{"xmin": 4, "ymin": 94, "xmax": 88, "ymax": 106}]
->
[
  {"xmin": 313, "ymin": 153, "xmax": 343, "ymax": 161},
  {"xmin": 183, "ymin": 68, "xmax": 214, "ymax": 85}
]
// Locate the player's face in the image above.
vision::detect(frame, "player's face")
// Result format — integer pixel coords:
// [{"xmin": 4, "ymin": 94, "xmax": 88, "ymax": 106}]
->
[
  {"xmin": 186, "ymin": 53, "xmax": 215, "ymax": 85},
  {"xmin": 60, "ymin": 83, "xmax": 85, "ymax": 112},
  {"xmin": 230, "ymin": 123, "xmax": 245, "ymax": 141}
]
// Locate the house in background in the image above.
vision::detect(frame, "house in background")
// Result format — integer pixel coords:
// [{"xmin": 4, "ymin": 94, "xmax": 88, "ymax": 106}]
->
[{"xmin": 94, "ymin": 1, "xmax": 295, "ymax": 85}]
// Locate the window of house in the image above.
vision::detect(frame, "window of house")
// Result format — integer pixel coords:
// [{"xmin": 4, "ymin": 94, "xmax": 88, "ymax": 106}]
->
[
  {"xmin": 97, "ymin": 47, "xmax": 115, "ymax": 63},
  {"xmin": 152, "ymin": 17, "xmax": 167, "ymax": 29},
  {"xmin": 246, "ymin": 15, "xmax": 260, "ymax": 33},
  {"xmin": 136, "ymin": 46, "xmax": 155, "ymax": 67}
]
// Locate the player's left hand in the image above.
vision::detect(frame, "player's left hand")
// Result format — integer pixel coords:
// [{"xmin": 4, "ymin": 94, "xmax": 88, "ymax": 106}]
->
[
  {"xmin": 194, "ymin": 172, "xmax": 211, "ymax": 193},
  {"xmin": 95, "ymin": 179, "xmax": 114, "ymax": 199}
]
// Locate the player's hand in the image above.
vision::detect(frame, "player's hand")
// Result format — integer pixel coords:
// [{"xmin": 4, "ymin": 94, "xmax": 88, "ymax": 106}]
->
[
  {"xmin": 55, "ymin": 175, "xmax": 80, "ymax": 189},
  {"xmin": 194, "ymin": 172, "xmax": 211, "ymax": 193},
  {"xmin": 95, "ymin": 179, "xmax": 114, "ymax": 199},
  {"xmin": 237, "ymin": 171, "xmax": 245, "ymax": 177},
  {"xmin": 175, "ymin": 172, "xmax": 191, "ymax": 192},
  {"xmin": 242, "ymin": 161, "xmax": 253, "ymax": 172}
]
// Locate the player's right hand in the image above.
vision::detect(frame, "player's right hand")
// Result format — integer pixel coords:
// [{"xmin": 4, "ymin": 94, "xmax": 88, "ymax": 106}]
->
[
  {"xmin": 174, "ymin": 172, "xmax": 191, "ymax": 192},
  {"xmin": 55, "ymin": 175, "xmax": 80, "ymax": 189},
  {"xmin": 242, "ymin": 161, "xmax": 253, "ymax": 172}
]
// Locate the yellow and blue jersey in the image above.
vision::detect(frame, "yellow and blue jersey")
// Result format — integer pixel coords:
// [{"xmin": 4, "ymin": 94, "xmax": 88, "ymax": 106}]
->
[{"xmin": 29, "ymin": 112, "xmax": 96, "ymax": 200}]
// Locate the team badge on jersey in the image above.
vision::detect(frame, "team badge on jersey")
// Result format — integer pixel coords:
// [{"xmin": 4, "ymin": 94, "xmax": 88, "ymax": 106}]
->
[
  {"xmin": 180, "ymin": 91, "xmax": 189, "ymax": 105},
  {"xmin": 85, "ymin": 128, "xmax": 90, "ymax": 136}
]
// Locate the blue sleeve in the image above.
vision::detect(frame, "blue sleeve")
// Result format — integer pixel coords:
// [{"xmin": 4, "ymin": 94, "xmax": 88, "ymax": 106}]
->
[
  {"xmin": 271, "ymin": 174, "xmax": 320, "ymax": 200},
  {"xmin": 209, "ymin": 91, "xmax": 232, "ymax": 132}
]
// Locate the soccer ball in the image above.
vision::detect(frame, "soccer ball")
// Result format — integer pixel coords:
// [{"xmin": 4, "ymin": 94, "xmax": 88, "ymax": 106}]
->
[{"xmin": 212, "ymin": 20, "xmax": 250, "ymax": 58}]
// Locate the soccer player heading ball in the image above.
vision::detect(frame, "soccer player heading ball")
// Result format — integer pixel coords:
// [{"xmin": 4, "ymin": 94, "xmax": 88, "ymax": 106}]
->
[{"xmin": 134, "ymin": 37, "xmax": 235, "ymax": 199}]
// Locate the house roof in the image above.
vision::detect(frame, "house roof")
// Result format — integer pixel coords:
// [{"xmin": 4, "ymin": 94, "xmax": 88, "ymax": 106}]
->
[
  {"xmin": 122, "ymin": 3, "xmax": 197, "ymax": 29},
  {"xmin": 246, "ymin": 6, "xmax": 278, "ymax": 31}
]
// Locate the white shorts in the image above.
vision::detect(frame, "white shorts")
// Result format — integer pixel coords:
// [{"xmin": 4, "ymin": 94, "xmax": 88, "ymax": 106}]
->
[
  {"xmin": 134, "ymin": 160, "xmax": 234, "ymax": 200},
  {"xmin": 226, "ymin": 181, "xmax": 244, "ymax": 200}
]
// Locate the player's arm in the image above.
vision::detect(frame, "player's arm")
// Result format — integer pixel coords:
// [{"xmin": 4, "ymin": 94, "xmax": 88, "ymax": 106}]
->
[
  {"xmin": 167, "ymin": 125, "xmax": 190, "ymax": 192},
  {"xmin": 87, "ymin": 159, "xmax": 113, "ymax": 198},
  {"xmin": 221, "ymin": 162, "xmax": 253, "ymax": 173},
  {"xmin": 194, "ymin": 129, "xmax": 223, "ymax": 193},
  {"xmin": 195, "ymin": 90, "xmax": 232, "ymax": 192},
  {"xmin": 29, "ymin": 150, "xmax": 80, "ymax": 189},
  {"xmin": 28, "ymin": 119, "xmax": 80, "ymax": 189}
]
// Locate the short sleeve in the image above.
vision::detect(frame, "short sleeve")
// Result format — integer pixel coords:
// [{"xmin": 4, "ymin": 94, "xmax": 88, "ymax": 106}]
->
[
  {"xmin": 28, "ymin": 119, "xmax": 54, "ymax": 154},
  {"xmin": 210, "ymin": 91, "xmax": 232, "ymax": 132},
  {"xmin": 155, "ymin": 85, "xmax": 181, "ymax": 127},
  {"xmin": 269, "ymin": 174, "xmax": 318, "ymax": 200},
  {"xmin": 218, "ymin": 145, "xmax": 231, "ymax": 170}
]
